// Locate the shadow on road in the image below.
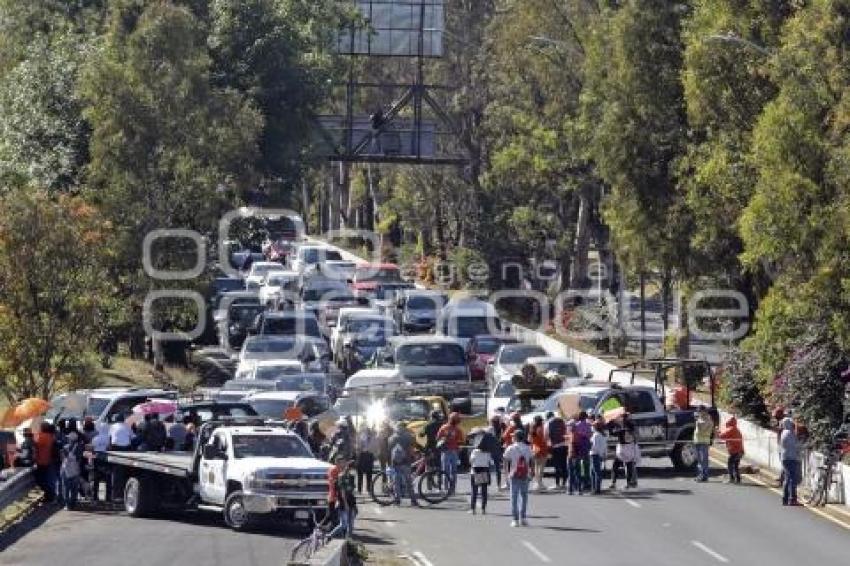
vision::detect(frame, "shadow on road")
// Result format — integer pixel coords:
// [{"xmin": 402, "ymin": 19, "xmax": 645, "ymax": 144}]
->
[
  {"xmin": 0, "ymin": 501, "xmax": 61, "ymax": 552},
  {"xmin": 540, "ymin": 525, "xmax": 602, "ymax": 534}
]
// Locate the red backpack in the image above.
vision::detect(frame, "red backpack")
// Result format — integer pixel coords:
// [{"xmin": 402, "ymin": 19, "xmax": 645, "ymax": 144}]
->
[{"xmin": 514, "ymin": 454, "xmax": 529, "ymax": 479}]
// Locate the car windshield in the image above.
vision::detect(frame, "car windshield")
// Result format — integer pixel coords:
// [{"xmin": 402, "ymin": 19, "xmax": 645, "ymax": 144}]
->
[
  {"xmin": 266, "ymin": 275, "xmax": 292, "ymax": 287},
  {"xmin": 334, "ymin": 396, "xmax": 368, "ymax": 416},
  {"xmin": 356, "ymin": 267, "xmax": 401, "ymax": 282},
  {"xmin": 499, "ymin": 345, "xmax": 547, "ymax": 364},
  {"xmin": 506, "ymin": 394, "xmax": 549, "ymax": 414},
  {"xmin": 263, "ymin": 316, "xmax": 322, "ymax": 338},
  {"xmin": 407, "ymin": 295, "xmax": 444, "ymax": 310},
  {"xmin": 493, "ymin": 381, "xmax": 515, "ymax": 398},
  {"xmin": 251, "ymin": 264, "xmax": 277, "ymax": 277},
  {"xmin": 249, "ymin": 399, "xmax": 294, "ymax": 419},
  {"xmin": 254, "ymin": 365, "xmax": 303, "ymax": 379},
  {"xmin": 386, "ymin": 399, "xmax": 432, "ymax": 421},
  {"xmin": 475, "ymin": 338, "xmax": 503, "ymax": 354},
  {"xmin": 244, "ymin": 338, "xmax": 299, "ymax": 353},
  {"xmin": 303, "ymin": 249, "xmax": 343, "ymax": 264},
  {"xmin": 539, "ymin": 392, "xmax": 603, "ymax": 414},
  {"xmin": 224, "ymin": 381, "xmax": 277, "ymax": 392},
  {"xmin": 231, "ymin": 435, "xmax": 311, "ymax": 458},
  {"xmin": 534, "ymin": 362, "xmax": 580, "ymax": 377},
  {"xmin": 302, "ymin": 287, "xmax": 349, "ymax": 302},
  {"xmin": 442, "ymin": 316, "xmax": 501, "ymax": 338},
  {"xmin": 230, "ymin": 305, "xmax": 264, "ymax": 325},
  {"xmin": 276, "ymin": 375, "xmax": 326, "ymax": 392},
  {"xmin": 346, "ymin": 319, "xmax": 393, "ymax": 335},
  {"xmin": 85, "ymin": 397, "xmax": 110, "ymax": 419},
  {"xmin": 396, "ymin": 343, "xmax": 466, "ymax": 366}
]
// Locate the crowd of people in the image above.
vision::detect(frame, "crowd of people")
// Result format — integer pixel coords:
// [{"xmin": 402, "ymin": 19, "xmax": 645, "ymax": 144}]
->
[{"xmin": 14, "ymin": 412, "xmax": 201, "ymax": 508}]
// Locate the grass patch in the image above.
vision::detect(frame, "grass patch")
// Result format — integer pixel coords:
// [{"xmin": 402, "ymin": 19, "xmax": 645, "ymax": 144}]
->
[
  {"xmin": 97, "ymin": 357, "xmax": 199, "ymax": 393},
  {"xmin": 0, "ymin": 488, "xmax": 42, "ymax": 533}
]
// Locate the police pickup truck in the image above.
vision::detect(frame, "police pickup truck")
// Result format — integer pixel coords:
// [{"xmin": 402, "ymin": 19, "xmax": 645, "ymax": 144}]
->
[
  {"xmin": 107, "ymin": 418, "xmax": 330, "ymax": 530},
  {"xmin": 523, "ymin": 359, "xmax": 719, "ymax": 471}
]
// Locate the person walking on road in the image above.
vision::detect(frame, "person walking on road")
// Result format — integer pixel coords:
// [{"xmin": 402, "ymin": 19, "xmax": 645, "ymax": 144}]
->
[
  {"xmin": 718, "ymin": 416, "xmax": 744, "ymax": 484},
  {"xmin": 530, "ymin": 415, "xmax": 549, "ymax": 492},
  {"xmin": 611, "ymin": 414, "xmax": 639, "ymax": 489},
  {"xmin": 694, "ymin": 406, "xmax": 715, "ymax": 482},
  {"xmin": 502, "ymin": 412, "xmax": 525, "ymax": 447},
  {"xmin": 420, "ymin": 410, "xmax": 443, "ymax": 470},
  {"xmin": 469, "ymin": 443, "xmax": 493, "ymax": 515},
  {"xmin": 328, "ymin": 455, "xmax": 357, "ymax": 539},
  {"xmin": 59, "ymin": 431, "xmax": 84, "ymax": 510},
  {"xmin": 437, "ymin": 412, "xmax": 465, "ymax": 496},
  {"xmin": 503, "ymin": 429, "xmax": 533, "ymax": 527},
  {"xmin": 545, "ymin": 411, "xmax": 568, "ymax": 491},
  {"xmin": 589, "ymin": 419, "xmax": 608, "ymax": 494},
  {"xmin": 570, "ymin": 412, "xmax": 592, "ymax": 494},
  {"xmin": 34, "ymin": 422, "xmax": 58, "ymax": 503},
  {"xmin": 356, "ymin": 425, "xmax": 378, "ymax": 494},
  {"xmin": 487, "ymin": 415, "xmax": 506, "ymax": 490},
  {"xmin": 779, "ymin": 417, "xmax": 801, "ymax": 506}
]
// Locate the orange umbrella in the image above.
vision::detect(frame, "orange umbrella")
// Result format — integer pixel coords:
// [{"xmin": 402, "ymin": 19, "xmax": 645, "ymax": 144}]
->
[
  {"xmin": 1, "ymin": 407, "xmax": 18, "ymax": 428},
  {"xmin": 13, "ymin": 398, "xmax": 50, "ymax": 423}
]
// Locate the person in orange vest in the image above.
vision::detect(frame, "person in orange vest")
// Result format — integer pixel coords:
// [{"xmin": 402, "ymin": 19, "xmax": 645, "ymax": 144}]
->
[
  {"xmin": 502, "ymin": 412, "xmax": 525, "ymax": 447},
  {"xmin": 718, "ymin": 416, "xmax": 744, "ymax": 484},
  {"xmin": 529, "ymin": 415, "xmax": 549, "ymax": 492}
]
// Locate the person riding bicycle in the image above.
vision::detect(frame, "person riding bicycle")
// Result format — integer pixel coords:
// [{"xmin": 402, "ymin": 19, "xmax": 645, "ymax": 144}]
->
[
  {"xmin": 389, "ymin": 421, "xmax": 419, "ymax": 507},
  {"xmin": 419, "ymin": 410, "xmax": 444, "ymax": 469},
  {"xmin": 437, "ymin": 412, "xmax": 465, "ymax": 497}
]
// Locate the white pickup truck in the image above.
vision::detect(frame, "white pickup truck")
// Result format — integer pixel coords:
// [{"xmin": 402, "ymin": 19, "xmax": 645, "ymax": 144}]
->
[{"xmin": 107, "ymin": 419, "xmax": 330, "ymax": 530}]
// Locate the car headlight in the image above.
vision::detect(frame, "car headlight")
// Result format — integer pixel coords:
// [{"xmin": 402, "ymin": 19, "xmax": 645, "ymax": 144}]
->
[{"xmin": 229, "ymin": 324, "xmax": 241, "ymax": 335}]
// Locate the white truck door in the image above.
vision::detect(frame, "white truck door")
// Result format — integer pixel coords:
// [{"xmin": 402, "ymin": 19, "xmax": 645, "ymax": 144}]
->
[{"xmin": 199, "ymin": 432, "xmax": 228, "ymax": 505}]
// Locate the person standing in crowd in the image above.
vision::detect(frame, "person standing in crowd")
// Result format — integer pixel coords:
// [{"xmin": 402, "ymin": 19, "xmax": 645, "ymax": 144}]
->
[
  {"xmin": 90, "ymin": 423, "xmax": 112, "ymax": 502},
  {"xmin": 780, "ymin": 417, "xmax": 801, "ymax": 506},
  {"xmin": 81, "ymin": 418, "xmax": 97, "ymax": 444},
  {"xmin": 182, "ymin": 417, "xmax": 197, "ymax": 452},
  {"xmin": 694, "ymin": 406, "xmax": 714, "ymax": 482},
  {"xmin": 611, "ymin": 414, "xmax": 639, "ymax": 489},
  {"xmin": 589, "ymin": 419, "xmax": 608, "ymax": 495},
  {"xmin": 165, "ymin": 414, "xmax": 187, "ymax": 451},
  {"xmin": 15, "ymin": 429, "xmax": 36, "ymax": 468},
  {"xmin": 573, "ymin": 412, "xmax": 593, "ymax": 492},
  {"xmin": 377, "ymin": 421, "xmax": 393, "ymax": 472},
  {"xmin": 419, "ymin": 410, "xmax": 443, "ymax": 470},
  {"xmin": 469, "ymin": 441, "xmax": 493, "ymax": 515},
  {"xmin": 329, "ymin": 418, "xmax": 354, "ymax": 461},
  {"xmin": 503, "ymin": 429, "xmax": 533, "ymax": 527},
  {"xmin": 145, "ymin": 413, "xmax": 167, "ymax": 452},
  {"xmin": 502, "ymin": 412, "xmax": 525, "ymax": 447},
  {"xmin": 308, "ymin": 421, "xmax": 326, "ymax": 459},
  {"xmin": 356, "ymin": 425, "xmax": 377, "ymax": 494},
  {"xmin": 718, "ymin": 416, "xmax": 744, "ymax": 484},
  {"xmin": 530, "ymin": 415, "xmax": 549, "ymax": 492},
  {"xmin": 34, "ymin": 422, "xmax": 57, "ymax": 503},
  {"xmin": 389, "ymin": 422, "xmax": 418, "ymax": 507},
  {"xmin": 545, "ymin": 411, "xmax": 568, "ymax": 492},
  {"xmin": 59, "ymin": 431, "xmax": 84, "ymax": 510},
  {"xmin": 487, "ymin": 415, "xmax": 505, "ymax": 490},
  {"xmin": 109, "ymin": 413, "xmax": 132, "ymax": 501},
  {"xmin": 437, "ymin": 412, "xmax": 465, "ymax": 496},
  {"xmin": 328, "ymin": 455, "xmax": 357, "ymax": 539}
]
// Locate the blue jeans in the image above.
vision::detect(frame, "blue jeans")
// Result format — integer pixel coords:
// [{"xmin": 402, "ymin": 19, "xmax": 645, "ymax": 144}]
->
[
  {"xmin": 568, "ymin": 457, "xmax": 584, "ymax": 493},
  {"xmin": 329, "ymin": 506, "xmax": 356, "ymax": 538},
  {"xmin": 509, "ymin": 477, "xmax": 529, "ymax": 521},
  {"xmin": 441, "ymin": 450, "xmax": 460, "ymax": 494},
  {"xmin": 695, "ymin": 444, "xmax": 710, "ymax": 480},
  {"xmin": 60, "ymin": 473, "xmax": 80, "ymax": 508},
  {"xmin": 392, "ymin": 465, "xmax": 417, "ymax": 504},
  {"xmin": 590, "ymin": 455, "xmax": 604, "ymax": 493},
  {"xmin": 782, "ymin": 460, "xmax": 799, "ymax": 504}
]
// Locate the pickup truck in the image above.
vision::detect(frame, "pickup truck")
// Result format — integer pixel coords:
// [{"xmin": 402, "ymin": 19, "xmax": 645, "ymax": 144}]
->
[
  {"xmin": 107, "ymin": 419, "xmax": 330, "ymax": 530},
  {"xmin": 522, "ymin": 359, "xmax": 719, "ymax": 471}
]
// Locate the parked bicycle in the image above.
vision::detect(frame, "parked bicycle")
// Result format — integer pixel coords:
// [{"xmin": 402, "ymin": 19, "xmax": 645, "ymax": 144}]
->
[
  {"xmin": 369, "ymin": 449, "xmax": 451, "ymax": 506},
  {"xmin": 289, "ymin": 509, "xmax": 332, "ymax": 563},
  {"xmin": 804, "ymin": 423, "xmax": 850, "ymax": 507}
]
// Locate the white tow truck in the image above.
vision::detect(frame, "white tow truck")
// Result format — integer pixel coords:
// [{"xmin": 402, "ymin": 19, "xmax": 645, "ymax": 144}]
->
[{"xmin": 107, "ymin": 418, "xmax": 330, "ymax": 530}]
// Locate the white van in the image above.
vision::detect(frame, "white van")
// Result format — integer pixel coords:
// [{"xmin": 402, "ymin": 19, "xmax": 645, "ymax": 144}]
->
[
  {"xmin": 436, "ymin": 299, "xmax": 502, "ymax": 348},
  {"xmin": 343, "ymin": 369, "xmax": 408, "ymax": 394}
]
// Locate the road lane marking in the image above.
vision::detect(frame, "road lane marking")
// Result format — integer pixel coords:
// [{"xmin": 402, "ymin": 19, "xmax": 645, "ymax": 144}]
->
[
  {"xmin": 413, "ymin": 551, "xmax": 436, "ymax": 566},
  {"xmin": 709, "ymin": 454, "xmax": 850, "ymax": 532},
  {"xmin": 372, "ymin": 505, "xmax": 383, "ymax": 515},
  {"xmin": 623, "ymin": 497, "xmax": 641, "ymax": 508},
  {"xmin": 521, "ymin": 540, "xmax": 552, "ymax": 564},
  {"xmin": 691, "ymin": 540, "xmax": 729, "ymax": 563}
]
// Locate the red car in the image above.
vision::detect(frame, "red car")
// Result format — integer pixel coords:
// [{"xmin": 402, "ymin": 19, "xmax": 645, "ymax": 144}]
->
[
  {"xmin": 352, "ymin": 263, "xmax": 403, "ymax": 293},
  {"xmin": 466, "ymin": 334, "xmax": 519, "ymax": 381}
]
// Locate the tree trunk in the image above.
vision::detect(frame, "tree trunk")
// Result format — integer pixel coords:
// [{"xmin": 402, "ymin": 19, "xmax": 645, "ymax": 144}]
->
[
  {"xmin": 676, "ymin": 283, "xmax": 691, "ymax": 359},
  {"xmin": 328, "ymin": 165, "xmax": 340, "ymax": 231},
  {"xmin": 569, "ymin": 185, "xmax": 592, "ymax": 290}
]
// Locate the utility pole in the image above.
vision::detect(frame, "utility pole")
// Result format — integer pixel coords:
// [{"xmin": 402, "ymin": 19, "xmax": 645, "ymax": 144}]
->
[{"xmin": 640, "ymin": 271, "xmax": 647, "ymax": 358}]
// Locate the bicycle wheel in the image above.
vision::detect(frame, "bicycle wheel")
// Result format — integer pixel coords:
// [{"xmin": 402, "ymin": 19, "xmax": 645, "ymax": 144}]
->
[
  {"xmin": 418, "ymin": 470, "xmax": 451, "ymax": 504},
  {"xmin": 370, "ymin": 470, "xmax": 397, "ymax": 506},
  {"xmin": 290, "ymin": 537, "xmax": 313, "ymax": 563}
]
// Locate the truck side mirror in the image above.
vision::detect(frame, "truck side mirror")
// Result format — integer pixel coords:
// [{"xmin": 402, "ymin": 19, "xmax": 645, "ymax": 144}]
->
[{"xmin": 202, "ymin": 444, "xmax": 224, "ymax": 460}]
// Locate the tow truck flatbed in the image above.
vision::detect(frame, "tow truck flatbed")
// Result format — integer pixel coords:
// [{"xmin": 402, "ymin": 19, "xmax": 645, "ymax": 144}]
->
[{"xmin": 106, "ymin": 451, "xmax": 194, "ymax": 478}]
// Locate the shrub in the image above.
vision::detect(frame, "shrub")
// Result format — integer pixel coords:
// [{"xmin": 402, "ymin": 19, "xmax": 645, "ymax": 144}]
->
[{"xmin": 721, "ymin": 350, "xmax": 770, "ymax": 427}]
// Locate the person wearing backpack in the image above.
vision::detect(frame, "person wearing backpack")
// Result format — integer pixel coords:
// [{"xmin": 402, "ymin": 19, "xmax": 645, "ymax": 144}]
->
[
  {"xmin": 59, "ymin": 431, "xmax": 84, "ymax": 510},
  {"xmin": 503, "ymin": 429, "xmax": 533, "ymax": 527},
  {"xmin": 389, "ymin": 422, "xmax": 419, "ymax": 507}
]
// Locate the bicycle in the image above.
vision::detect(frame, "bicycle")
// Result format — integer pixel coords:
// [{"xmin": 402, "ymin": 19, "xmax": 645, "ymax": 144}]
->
[
  {"xmin": 804, "ymin": 425, "xmax": 849, "ymax": 507},
  {"xmin": 289, "ymin": 509, "xmax": 332, "ymax": 563},
  {"xmin": 369, "ymin": 450, "xmax": 451, "ymax": 506}
]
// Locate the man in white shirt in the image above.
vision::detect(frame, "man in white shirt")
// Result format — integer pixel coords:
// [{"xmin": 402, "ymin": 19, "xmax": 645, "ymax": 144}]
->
[
  {"xmin": 502, "ymin": 429, "xmax": 533, "ymax": 527},
  {"xmin": 109, "ymin": 413, "xmax": 133, "ymax": 449}
]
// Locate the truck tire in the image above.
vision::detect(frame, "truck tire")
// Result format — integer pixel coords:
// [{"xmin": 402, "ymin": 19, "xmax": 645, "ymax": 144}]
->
[
  {"xmin": 224, "ymin": 491, "xmax": 253, "ymax": 531},
  {"xmin": 671, "ymin": 436, "xmax": 699, "ymax": 471},
  {"xmin": 124, "ymin": 476, "xmax": 156, "ymax": 517}
]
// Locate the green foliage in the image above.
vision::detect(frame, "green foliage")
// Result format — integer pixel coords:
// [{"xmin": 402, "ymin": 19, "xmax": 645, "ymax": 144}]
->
[
  {"xmin": 0, "ymin": 187, "xmax": 114, "ymax": 403},
  {"xmin": 721, "ymin": 349, "xmax": 770, "ymax": 427}
]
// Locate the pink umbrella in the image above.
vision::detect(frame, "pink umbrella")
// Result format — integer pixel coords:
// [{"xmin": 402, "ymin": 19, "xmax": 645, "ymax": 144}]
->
[{"xmin": 132, "ymin": 400, "xmax": 177, "ymax": 417}]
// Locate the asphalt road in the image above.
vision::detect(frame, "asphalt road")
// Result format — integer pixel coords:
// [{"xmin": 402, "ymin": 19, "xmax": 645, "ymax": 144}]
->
[{"xmin": 3, "ymin": 461, "xmax": 848, "ymax": 566}]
